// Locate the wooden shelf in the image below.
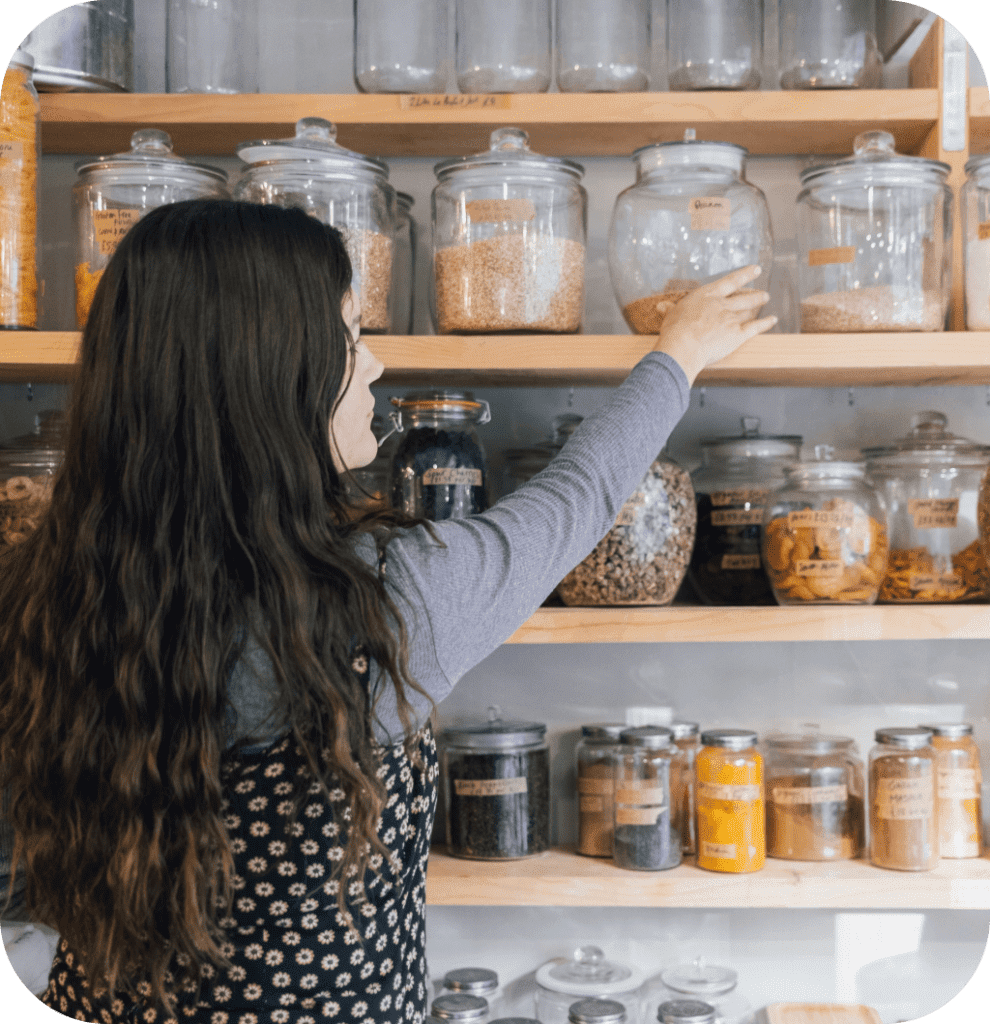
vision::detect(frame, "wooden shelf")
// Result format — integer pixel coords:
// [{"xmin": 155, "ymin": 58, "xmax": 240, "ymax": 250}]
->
[
  {"xmin": 38, "ymin": 90, "xmax": 939, "ymax": 158},
  {"xmin": 972, "ymin": 87, "xmax": 990, "ymax": 155},
  {"xmin": 426, "ymin": 847, "xmax": 990, "ymax": 909}
]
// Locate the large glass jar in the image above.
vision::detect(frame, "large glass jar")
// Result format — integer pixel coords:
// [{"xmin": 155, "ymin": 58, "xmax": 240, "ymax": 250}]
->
[
  {"xmin": 670, "ymin": 722, "xmax": 700, "ymax": 857},
  {"xmin": 354, "ymin": 0, "xmax": 448, "ymax": 94},
  {"xmin": 609, "ymin": 132, "xmax": 773, "ymax": 335},
  {"xmin": 763, "ymin": 734, "xmax": 865, "ymax": 861},
  {"xmin": 390, "ymin": 191, "xmax": 416, "ymax": 335},
  {"xmin": 962, "ymin": 154, "xmax": 990, "ymax": 331},
  {"xmin": 796, "ymin": 131, "xmax": 952, "ymax": 333},
  {"xmin": 441, "ymin": 709, "xmax": 549, "ymax": 860},
  {"xmin": 502, "ymin": 414, "xmax": 583, "ymax": 497},
  {"xmin": 534, "ymin": 947, "xmax": 646, "ymax": 1024},
  {"xmin": 864, "ymin": 412, "xmax": 990, "ymax": 604},
  {"xmin": 0, "ymin": 411, "xmax": 65, "ymax": 555},
  {"xmin": 1, "ymin": 49, "xmax": 39, "ymax": 329},
  {"xmin": 166, "ymin": 0, "xmax": 259, "ymax": 94},
  {"xmin": 555, "ymin": 0, "xmax": 650, "ymax": 93},
  {"xmin": 432, "ymin": 128, "xmax": 587, "ymax": 334},
  {"xmin": 688, "ymin": 418, "xmax": 802, "ymax": 606},
  {"xmin": 558, "ymin": 451, "xmax": 695, "ymax": 606},
  {"xmin": 576, "ymin": 723, "xmax": 625, "ymax": 858},
  {"xmin": 74, "ymin": 129, "xmax": 228, "ymax": 328},
  {"xmin": 389, "ymin": 390, "xmax": 490, "ymax": 521},
  {"xmin": 762, "ymin": 446, "xmax": 888, "ymax": 606},
  {"xmin": 778, "ymin": 0, "xmax": 881, "ymax": 89},
  {"xmin": 234, "ymin": 117, "xmax": 396, "ymax": 332},
  {"xmin": 455, "ymin": 0, "xmax": 551, "ymax": 93},
  {"xmin": 666, "ymin": 0, "xmax": 763, "ymax": 91},
  {"xmin": 919, "ymin": 723, "xmax": 983, "ymax": 860}
]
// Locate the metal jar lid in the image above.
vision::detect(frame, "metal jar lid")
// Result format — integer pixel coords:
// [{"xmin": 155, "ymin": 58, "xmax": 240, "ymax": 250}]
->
[
  {"xmin": 430, "ymin": 993, "xmax": 489, "ymax": 1021},
  {"xmin": 582, "ymin": 724, "xmax": 627, "ymax": 741},
  {"xmin": 701, "ymin": 729, "xmax": 758, "ymax": 751},
  {"xmin": 670, "ymin": 722, "xmax": 700, "ymax": 741},
  {"xmin": 443, "ymin": 968, "xmax": 499, "ymax": 995},
  {"xmin": 764, "ymin": 733, "xmax": 857, "ymax": 756},
  {"xmin": 620, "ymin": 726, "xmax": 673, "ymax": 750},
  {"xmin": 800, "ymin": 131, "xmax": 950, "ymax": 190},
  {"xmin": 634, "ymin": 129, "xmax": 747, "ymax": 176},
  {"xmin": 536, "ymin": 945, "xmax": 645, "ymax": 997},
  {"xmin": 75, "ymin": 129, "xmax": 228, "ymax": 188},
  {"xmin": 700, "ymin": 418, "xmax": 802, "ymax": 462},
  {"xmin": 657, "ymin": 1000, "xmax": 718, "ymax": 1024},
  {"xmin": 442, "ymin": 707, "xmax": 546, "ymax": 750},
  {"xmin": 568, "ymin": 998, "xmax": 627, "ymax": 1024},
  {"xmin": 490, "ymin": 1019, "xmax": 542, "ymax": 1024},
  {"xmin": 434, "ymin": 127, "xmax": 585, "ymax": 182},
  {"xmin": 9, "ymin": 48, "xmax": 35, "ymax": 71},
  {"xmin": 390, "ymin": 390, "xmax": 491, "ymax": 425},
  {"xmin": 875, "ymin": 727, "xmax": 933, "ymax": 750},
  {"xmin": 918, "ymin": 723, "xmax": 973, "ymax": 739},
  {"xmin": 862, "ymin": 411, "xmax": 990, "ymax": 469}
]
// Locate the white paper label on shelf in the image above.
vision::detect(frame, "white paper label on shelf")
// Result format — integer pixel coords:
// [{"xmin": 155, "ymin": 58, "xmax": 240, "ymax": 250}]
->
[
  {"xmin": 711, "ymin": 508, "xmax": 764, "ymax": 527},
  {"xmin": 937, "ymin": 767, "xmax": 980, "ymax": 799},
  {"xmin": 698, "ymin": 782, "xmax": 761, "ymax": 803},
  {"xmin": 772, "ymin": 784, "xmax": 848, "ymax": 805},
  {"xmin": 808, "ymin": 246, "xmax": 857, "ymax": 266},
  {"xmin": 711, "ymin": 487, "xmax": 769, "ymax": 507},
  {"xmin": 93, "ymin": 208, "xmax": 142, "ymax": 256},
  {"xmin": 721, "ymin": 553, "xmax": 761, "ymax": 570},
  {"xmin": 616, "ymin": 806, "xmax": 665, "ymax": 826},
  {"xmin": 787, "ymin": 508, "xmax": 856, "ymax": 529},
  {"xmin": 908, "ymin": 497, "xmax": 958, "ymax": 529},
  {"xmin": 615, "ymin": 787, "xmax": 666, "ymax": 805},
  {"xmin": 689, "ymin": 197, "xmax": 731, "ymax": 231},
  {"xmin": 453, "ymin": 777, "xmax": 528, "ymax": 797},
  {"xmin": 422, "ymin": 467, "xmax": 482, "ymax": 487},
  {"xmin": 0, "ymin": 140, "xmax": 24, "ymax": 163},
  {"xmin": 701, "ymin": 841, "xmax": 737, "ymax": 859},
  {"xmin": 399, "ymin": 93, "xmax": 511, "ymax": 109},
  {"xmin": 580, "ymin": 796, "xmax": 604, "ymax": 813},
  {"xmin": 465, "ymin": 198, "xmax": 535, "ymax": 223},
  {"xmin": 979, "ymin": 222, "xmax": 990, "ymax": 242},
  {"xmin": 578, "ymin": 777, "xmax": 614, "ymax": 796},
  {"xmin": 795, "ymin": 559, "xmax": 845, "ymax": 578},
  {"xmin": 875, "ymin": 775, "xmax": 934, "ymax": 820}
]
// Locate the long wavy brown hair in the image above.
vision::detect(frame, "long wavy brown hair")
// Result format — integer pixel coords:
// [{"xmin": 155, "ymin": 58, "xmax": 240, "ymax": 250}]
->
[{"xmin": 0, "ymin": 199, "xmax": 429, "ymax": 1014}]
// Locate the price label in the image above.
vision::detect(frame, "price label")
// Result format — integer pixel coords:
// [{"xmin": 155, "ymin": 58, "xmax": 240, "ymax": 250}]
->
[
  {"xmin": 689, "ymin": 197, "xmax": 731, "ymax": 231},
  {"xmin": 698, "ymin": 782, "xmax": 761, "ymax": 803},
  {"xmin": 616, "ymin": 806, "xmax": 665, "ymax": 826},
  {"xmin": 0, "ymin": 140, "xmax": 24, "ymax": 162},
  {"xmin": 701, "ymin": 841, "xmax": 737, "ymax": 859},
  {"xmin": 938, "ymin": 768, "xmax": 980, "ymax": 799},
  {"xmin": 93, "ymin": 209, "xmax": 142, "ymax": 256}
]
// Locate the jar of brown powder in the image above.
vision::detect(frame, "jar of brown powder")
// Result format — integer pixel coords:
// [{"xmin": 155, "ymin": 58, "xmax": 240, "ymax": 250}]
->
[
  {"xmin": 576, "ymin": 723, "xmax": 625, "ymax": 857},
  {"xmin": 919, "ymin": 722, "xmax": 983, "ymax": 859}
]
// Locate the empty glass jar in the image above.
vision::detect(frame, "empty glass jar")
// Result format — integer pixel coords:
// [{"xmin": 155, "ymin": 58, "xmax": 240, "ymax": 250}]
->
[
  {"xmin": 555, "ymin": 0, "xmax": 650, "ymax": 92},
  {"xmin": 456, "ymin": 0, "xmax": 551, "ymax": 93},
  {"xmin": 667, "ymin": 0, "xmax": 763, "ymax": 91},
  {"xmin": 166, "ymin": 0, "xmax": 258, "ymax": 94},
  {"xmin": 354, "ymin": 0, "xmax": 448, "ymax": 93},
  {"xmin": 779, "ymin": 0, "xmax": 881, "ymax": 89},
  {"xmin": 962, "ymin": 154, "xmax": 990, "ymax": 330},
  {"xmin": 535, "ymin": 947, "xmax": 646, "ymax": 1024}
]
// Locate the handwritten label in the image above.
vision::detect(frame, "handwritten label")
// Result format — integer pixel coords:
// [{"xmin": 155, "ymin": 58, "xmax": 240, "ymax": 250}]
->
[
  {"xmin": 795, "ymin": 559, "xmax": 845, "ymax": 578},
  {"xmin": 979, "ymin": 221, "xmax": 990, "ymax": 241},
  {"xmin": 689, "ymin": 197, "xmax": 731, "ymax": 231},
  {"xmin": 722, "ymin": 553, "xmax": 761, "ymax": 570},
  {"xmin": 399, "ymin": 93, "xmax": 511, "ymax": 109},
  {"xmin": 422, "ymin": 467, "xmax": 483, "ymax": 487},
  {"xmin": 908, "ymin": 497, "xmax": 958, "ymax": 529},
  {"xmin": 580, "ymin": 796, "xmax": 604, "ymax": 813},
  {"xmin": 909, "ymin": 572, "xmax": 962, "ymax": 592},
  {"xmin": 93, "ymin": 208, "xmax": 142, "ymax": 256},
  {"xmin": 772, "ymin": 784, "xmax": 848, "ymax": 806},
  {"xmin": 875, "ymin": 775, "xmax": 934, "ymax": 820},
  {"xmin": 711, "ymin": 488, "xmax": 769, "ymax": 507},
  {"xmin": 701, "ymin": 841, "xmax": 737, "ymax": 859},
  {"xmin": 615, "ymin": 787, "xmax": 666, "ymax": 805},
  {"xmin": 453, "ymin": 777, "xmax": 527, "ymax": 797},
  {"xmin": 938, "ymin": 768, "xmax": 980, "ymax": 799},
  {"xmin": 788, "ymin": 509, "xmax": 856, "ymax": 529},
  {"xmin": 698, "ymin": 782, "xmax": 761, "ymax": 803},
  {"xmin": 616, "ymin": 806, "xmax": 665, "ymax": 826},
  {"xmin": 0, "ymin": 140, "xmax": 23, "ymax": 162},
  {"xmin": 808, "ymin": 246, "xmax": 857, "ymax": 266},
  {"xmin": 465, "ymin": 198, "xmax": 535, "ymax": 223},
  {"xmin": 711, "ymin": 508, "xmax": 764, "ymax": 527},
  {"xmin": 577, "ymin": 777, "xmax": 614, "ymax": 796}
]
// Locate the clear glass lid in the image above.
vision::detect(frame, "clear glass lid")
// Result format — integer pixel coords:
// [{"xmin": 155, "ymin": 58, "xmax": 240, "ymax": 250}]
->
[
  {"xmin": 536, "ymin": 945, "xmax": 645, "ymax": 996},
  {"xmin": 75, "ymin": 129, "xmax": 227, "ymax": 187},
  {"xmin": 0, "ymin": 410, "xmax": 66, "ymax": 460},
  {"xmin": 634, "ymin": 129, "xmax": 747, "ymax": 176},
  {"xmin": 785, "ymin": 444, "xmax": 865, "ymax": 481},
  {"xmin": 862, "ymin": 411, "xmax": 990, "ymax": 468},
  {"xmin": 701, "ymin": 417, "xmax": 802, "ymax": 461},
  {"xmin": 660, "ymin": 957, "xmax": 737, "ymax": 998},
  {"xmin": 800, "ymin": 131, "xmax": 950, "ymax": 189},
  {"xmin": 434, "ymin": 127, "xmax": 585, "ymax": 182},
  {"xmin": 764, "ymin": 733, "xmax": 857, "ymax": 756}
]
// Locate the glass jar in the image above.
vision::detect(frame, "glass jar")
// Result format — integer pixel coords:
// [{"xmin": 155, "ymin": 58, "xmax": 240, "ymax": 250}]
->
[
  {"xmin": 389, "ymin": 390, "xmax": 490, "ymax": 520},
  {"xmin": 666, "ymin": 0, "xmax": 763, "ymax": 91},
  {"xmin": 868, "ymin": 727, "xmax": 938, "ymax": 872},
  {"xmin": 534, "ymin": 947, "xmax": 646, "ymax": 1024},
  {"xmin": 442, "ymin": 969, "xmax": 502, "ymax": 1018},
  {"xmin": 432, "ymin": 128, "xmax": 587, "ymax": 334},
  {"xmin": 762, "ymin": 446, "xmax": 888, "ymax": 606},
  {"xmin": 696, "ymin": 729, "xmax": 765, "ymax": 874},
  {"xmin": 778, "ymin": 0, "xmax": 881, "ymax": 89},
  {"xmin": 0, "ymin": 411, "xmax": 65, "ymax": 555},
  {"xmin": 568, "ymin": 999, "xmax": 627, "ymax": 1024},
  {"xmin": 558, "ymin": 451, "xmax": 696, "ymax": 606},
  {"xmin": 688, "ymin": 418, "xmax": 802, "ymax": 606},
  {"xmin": 670, "ymin": 722, "xmax": 700, "ymax": 857},
  {"xmin": 354, "ymin": 0, "xmax": 448, "ymax": 93},
  {"xmin": 763, "ymin": 734, "xmax": 865, "ymax": 861},
  {"xmin": 657, "ymin": 1001, "xmax": 717, "ymax": 1024},
  {"xmin": 73, "ymin": 129, "xmax": 228, "ymax": 328},
  {"xmin": 609, "ymin": 131, "xmax": 773, "ymax": 335},
  {"xmin": 919, "ymin": 723, "xmax": 983, "ymax": 859},
  {"xmin": 657, "ymin": 959, "xmax": 749, "ymax": 1024},
  {"xmin": 962, "ymin": 154, "xmax": 990, "ymax": 330},
  {"xmin": 431, "ymin": 994, "xmax": 490, "ymax": 1023},
  {"xmin": 864, "ymin": 412, "xmax": 990, "ymax": 604},
  {"xmin": 234, "ymin": 117, "xmax": 396, "ymax": 332},
  {"xmin": 1, "ymin": 49, "xmax": 39, "ymax": 329},
  {"xmin": 342, "ymin": 414, "xmax": 393, "ymax": 516},
  {"xmin": 441, "ymin": 709, "xmax": 549, "ymax": 860},
  {"xmin": 555, "ymin": 0, "xmax": 650, "ymax": 93},
  {"xmin": 502, "ymin": 414, "xmax": 583, "ymax": 497},
  {"xmin": 390, "ymin": 191, "xmax": 416, "ymax": 335},
  {"xmin": 796, "ymin": 131, "xmax": 952, "ymax": 334},
  {"xmin": 166, "ymin": 0, "xmax": 259, "ymax": 94},
  {"xmin": 455, "ymin": 0, "xmax": 551, "ymax": 93},
  {"xmin": 576, "ymin": 723, "xmax": 625, "ymax": 858}
]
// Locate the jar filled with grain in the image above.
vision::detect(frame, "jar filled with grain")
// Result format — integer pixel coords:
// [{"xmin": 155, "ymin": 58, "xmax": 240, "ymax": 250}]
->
[
  {"xmin": 688, "ymin": 418, "xmax": 802, "ymax": 606},
  {"xmin": 608, "ymin": 130, "xmax": 773, "ymax": 335},
  {"xmin": 868, "ymin": 727, "xmax": 938, "ymax": 871},
  {"xmin": 576, "ymin": 723, "xmax": 625, "ymax": 857},
  {"xmin": 534, "ymin": 947, "xmax": 646, "ymax": 1024},
  {"xmin": 1, "ymin": 49, "xmax": 40, "ymax": 329},
  {"xmin": 764, "ymin": 734, "xmax": 865, "ymax": 861},
  {"xmin": 762, "ymin": 446, "xmax": 888, "ymax": 605},
  {"xmin": 864, "ymin": 412, "xmax": 990, "ymax": 603},
  {"xmin": 0, "ymin": 411, "xmax": 66, "ymax": 555},
  {"xmin": 234, "ymin": 117, "xmax": 396, "ymax": 332},
  {"xmin": 796, "ymin": 131, "xmax": 952, "ymax": 333},
  {"xmin": 919, "ymin": 723, "xmax": 983, "ymax": 859},
  {"xmin": 432, "ymin": 128, "xmax": 587, "ymax": 334},
  {"xmin": 962, "ymin": 154, "xmax": 990, "ymax": 331},
  {"xmin": 670, "ymin": 721, "xmax": 700, "ymax": 856},
  {"xmin": 389, "ymin": 191, "xmax": 417, "ymax": 335}
]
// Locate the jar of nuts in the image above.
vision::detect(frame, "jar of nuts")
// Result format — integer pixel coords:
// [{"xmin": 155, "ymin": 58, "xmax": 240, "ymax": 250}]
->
[{"xmin": 0, "ymin": 410, "xmax": 65, "ymax": 554}]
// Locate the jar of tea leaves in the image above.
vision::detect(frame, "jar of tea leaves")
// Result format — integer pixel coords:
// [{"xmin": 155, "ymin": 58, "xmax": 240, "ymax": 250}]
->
[
  {"xmin": 919, "ymin": 722, "xmax": 983, "ymax": 859},
  {"xmin": 576, "ymin": 723, "xmax": 625, "ymax": 857}
]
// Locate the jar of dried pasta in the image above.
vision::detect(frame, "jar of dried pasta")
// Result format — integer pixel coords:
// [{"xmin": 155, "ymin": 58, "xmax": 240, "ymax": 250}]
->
[
  {"xmin": 576, "ymin": 723, "xmax": 625, "ymax": 857},
  {"xmin": 0, "ymin": 411, "xmax": 66, "ymax": 554},
  {"xmin": 864, "ymin": 412, "xmax": 990, "ymax": 603},
  {"xmin": 762, "ymin": 445, "xmax": 888, "ymax": 605},
  {"xmin": 670, "ymin": 721, "xmax": 700, "ymax": 856},
  {"xmin": 868, "ymin": 727, "xmax": 938, "ymax": 872},
  {"xmin": 1, "ymin": 49, "xmax": 40, "ymax": 329},
  {"xmin": 919, "ymin": 722, "xmax": 983, "ymax": 859}
]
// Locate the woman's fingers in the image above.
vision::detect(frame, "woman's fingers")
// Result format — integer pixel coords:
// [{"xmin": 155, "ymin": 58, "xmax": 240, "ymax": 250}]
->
[
  {"xmin": 698, "ymin": 264, "xmax": 763, "ymax": 297},
  {"xmin": 740, "ymin": 314, "xmax": 779, "ymax": 339},
  {"xmin": 722, "ymin": 288, "xmax": 769, "ymax": 311}
]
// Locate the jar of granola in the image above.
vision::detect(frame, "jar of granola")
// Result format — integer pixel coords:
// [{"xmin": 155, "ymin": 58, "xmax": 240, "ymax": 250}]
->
[{"xmin": 0, "ymin": 411, "xmax": 66, "ymax": 554}]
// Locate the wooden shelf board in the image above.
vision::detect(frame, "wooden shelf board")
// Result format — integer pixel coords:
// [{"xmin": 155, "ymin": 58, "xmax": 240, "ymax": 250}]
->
[
  {"xmin": 972, "ymin": 87, "xmax": 990, "ymax": 154},
  {"xmin": 426, "ymin": 847, "xmax": 990, "ymax": 909},
  {"xmin": 39, "ymin": 90, "xmax": 939, "ymax": 157}
]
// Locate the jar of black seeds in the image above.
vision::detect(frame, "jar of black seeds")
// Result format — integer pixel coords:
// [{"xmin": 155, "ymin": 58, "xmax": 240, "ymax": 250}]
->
[{"xmin": 441, "ymin": 707, "xmax": 550, "ymax": 860}]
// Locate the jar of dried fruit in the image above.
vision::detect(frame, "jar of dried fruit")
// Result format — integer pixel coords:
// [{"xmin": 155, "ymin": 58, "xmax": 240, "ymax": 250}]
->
[
  {"xmin": 608, "ymin": 130, "xmax": 773, "ymax": 335},
  {"xmin": 864, "ymin": 411, "xmax": 990, "ymax": 603},
  {"xmin": 762, "ymin": 445, "xmax": 888, "ymax": 605},
  {"xmin": 0, "ymin": 411, "xmax": 66, "ymax": 554},
  {"xmin": 431, "ymin": 128, "xmax": 587, "ymax": 334}
]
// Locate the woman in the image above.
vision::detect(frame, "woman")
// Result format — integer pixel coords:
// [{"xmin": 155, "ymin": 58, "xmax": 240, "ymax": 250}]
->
[{"xmin": 0, "ymin": 199, "xmax": 775, "ymax": 1024}]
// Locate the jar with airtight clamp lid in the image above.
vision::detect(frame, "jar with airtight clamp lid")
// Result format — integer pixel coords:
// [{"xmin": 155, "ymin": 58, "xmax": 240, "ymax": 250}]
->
[{"xmin": 535, "ymin": 947, "xmax": 646, "ymax": 1024}]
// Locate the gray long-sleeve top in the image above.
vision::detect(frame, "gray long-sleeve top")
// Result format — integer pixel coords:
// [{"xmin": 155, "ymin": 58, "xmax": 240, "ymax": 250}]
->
[{"xmin": 225, "ymin": 350, "xmax": 690, "ymax": 749}]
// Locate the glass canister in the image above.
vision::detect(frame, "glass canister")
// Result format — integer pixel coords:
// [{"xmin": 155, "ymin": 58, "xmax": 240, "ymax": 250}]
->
[
  {"xmin": 432, "ymin": 128, "xmax": 587, "ymax": 334},
  {"xmin": 962, "ymin": 154, "xmax": 990, "ymax": 331},
  {"xmin": 390, "ymin": 191, "xmax": 416, "ymax": 335},
  {"xmin": 534, "ymin": 947, "xmax": 646, "ymax": 1024},
  {"xmin": 502, "ymin": 414, "xmax": 583, "ymax": 497},
  {"xmin": 868, "ymin": 727, "xmax": 938, "ymax": 872},
  {"xmin": 796, "ymin": 131, "xmax": 952, "ymax": 333},
  {"xmin": 354, "ymin": 0, "xmax": 448, "ymax": 93},
  {"xmin": 666, "ymin": 0, "xmax": 763, "ymax": 91},
  {"xmin": 656, "ymin": 959, "xmax": 749, "ymax": 1024},
  {"xmin": 695, "ymin": 729, "xmax": 765, "ymax": 874},
  {"xmin": 166, "ymin": 0, "xmax": 259, "ymax": 94},
  {"xmin": 864, "ymin": 412, "xmax": 990, "ymax": 604},
  {"xmin": 442, "ymin": 968, "xmax": 503, "ymax": 1018},
  {"xmin": 576, "ymin": 723, "xmax": 625, "ymax": 858},
  {"xmin": 778, "ymin": 0, "xmax": 881, "ymax": 89},
  {"xmin": 763, "ymin": 734, "xmax": 865, "ymax": 861},
  {"xmin": 1, "ymin": 49, "xmax": 39, "ymax": 329},
  {"xmin": 919, "ymin": 723, "xmax": 983, "ymax": 860},
  {"xmin": 608, "ymin": 131, "xmax": 773, "ymax": 335},
  {"xmin": 656, "ymin": 1001, "xmax": 717, "ymax": 1024},
  {"xmin": 555, "ymin": 0, "xmax": 651, "ymax": 92},
  {"xmin": 568, "ymin": 999, "xmax": 627, "ymax": 1024},
  {"xmin": 455, "ymin": 0, "xmax": 551, "ymax": 93},
  {"xmin": 670, "ymin": 722, "xmax": 700, "ymax": 857},
  {"xmin": 762, "ymin": 446, "xmax": 888, "ymax": 606},
  {"xmin": 431, "ymin": 994, "xmax": 490, "ymax": 1023},
  {"xmin": 234, "ymin": 117, "xmax": 396, "ymax": 332},
  {"xmin": 0, "ymin": 411, "xmax": 65, "ymax": 555},
  {"xmin": 73, "ymin": 129, "xmax": 228, "ymax": 328},
  {"xmin": 441, "ymin": 709, "xmax": 549, "ymax": 860},
  {"xmin": 688, "ymin": 418, "xmax": 802, "ymax": 606}
]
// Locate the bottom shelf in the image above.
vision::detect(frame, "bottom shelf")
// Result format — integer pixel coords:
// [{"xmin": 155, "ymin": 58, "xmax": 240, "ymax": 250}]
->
[{"xmin": 425, "ymin": 847, "xmax": 990, "ymax": 909}]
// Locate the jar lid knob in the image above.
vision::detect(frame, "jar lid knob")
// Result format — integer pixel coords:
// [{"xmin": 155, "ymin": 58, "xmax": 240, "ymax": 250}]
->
[
  {"xmin": 853, "ymin": 130, "xmax": 896, "ymax": 158},
  {"xmin": 130, "ymin": 128, "xmax": 174, "ymax": 154},
  {"xmin": 741, "ymin": 417, "xmax": 760, "ymax": 437},
  {"xmin": 486, "ymin": 704, "xmax": 503, "ymax": 724},
  {"xmin": 573, "ymin": 946, "xmax": 605, "ymax": 972},
  {"xmin": 683, "ymin": 128, "xmax": 697, "ymax": 142},
  {"xmin": 490, "ymin": 127, "xmax": 530, "ymax": 152},
  {"xmin": 909, "ymin": 410, "xmax": 948, "ymax": 435},
  {"xmin": 296, "ymin": 116, "xmax": 337, "ymax": 144},
  {"xmin": 814, "ymin": 444, "xmax": 835, "ymax": 461}
]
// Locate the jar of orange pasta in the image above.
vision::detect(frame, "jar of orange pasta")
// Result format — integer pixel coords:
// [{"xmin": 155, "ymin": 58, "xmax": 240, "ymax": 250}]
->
[
  {"xmin": 1, "ymin": 49, "xmax": 40, "ymax": 329},
  {"xmin": 695, "ymin": 729, "xmax": 765, "ymax": 873}
]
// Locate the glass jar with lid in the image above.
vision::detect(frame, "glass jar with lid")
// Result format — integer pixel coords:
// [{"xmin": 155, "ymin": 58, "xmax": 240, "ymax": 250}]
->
[
  {"xmin": 534, "ymin": 947, "xmax": 646, "ymax": 1024},
  {"xmin": 1, "ymin": 49, "xmax": 40, "ymax": 329},
  {"xmin": 962, "ymin": 154, "xmax": 990, "ymax": 330},
  {"xmin": 764, "ymin": 733, "xmax": 865, "ymax": 861},
  {"xmin": 796, "ymin": 131, "xmax": 952, "ymax": 334},
  {"xmin": 502, "ymin": 414, "xmax": 583, "ymax": 497},
  {"xmin": 778, "ymin": 0, "xmax": 881, "ymax": 89},
  {"xmin": 441, "ymin": 969, "xmax": 503, "ymax": 1019},
  {"xmin": 666, "ymin": 0, "xmax": 763, "ymax": 91},
  {"xmin": 440, "ymin": 708, "xmax": 549, "ymax": 860},
  {"xmin": 576, "ymin": 723, "xmax": 625, "ymax": 858},
  {"xmin": 390, "ymin": 191, "xmax": 417, "ymax": 335},
  {"xmin": 73, "ymin": 128, "xmax": 228, "ymax": 328},
  {"xmin": 762, "ymin": 445, "xmax": 888, "ymax": 606},
  {"xmin": 555, "ymin": 0, "xmax": 651, "ymax": 92},
  {"xmin": 868, "ymin": 727, "xmax": 938, "ymax": 871},
  {"xmin": 430, "ymin": 993, "xmax": 490, "ymax": 1023},
  {"xmin": 670, "ymin": 722, "xmax": 700, "ymax": 856},
  {"xmin": 233, "ymin": 117, "xmax": 396, "ymax": 332},
  {"xmin": 568, "ymin": 999, "xmax": 627, "ymax": 1024},
  {"xmin": 354, "ymin": 0, "xmax": 448, "ymax": 94},
  {"xmin": 608, "ymin": 130, "xmax": 773, "ymax": 336},
  {"xmin": 0, "ymin": 411, "xmax": 66, "ymax": 555},
  {"xmin": 657, "ymin": 959, "xmax": 750, "ymax": 1024},
  {"xmin": 919, "ymin": 723, "xmax": 983, "ymax": 859},
  {"xmin": 166, "ymin": 0, "xmax": 259, "ymax": 94},
  {"xmin": 864, "ymin": 412, "xmax": 990, "ymax": 604},
  {"xmin": 455, "ymin": 0, "xmax": 551, "ymax": 93},
  {"xmin": 656, "ymin": 1001, "xmax": 717, "ymax": 1024},
  {"xmin": 432, "ymin": 128, "xmax": 587, "ymax": 334},
  {"xmin": 688, "ymin": 418, "xmax": 802, "ymax": 606}
]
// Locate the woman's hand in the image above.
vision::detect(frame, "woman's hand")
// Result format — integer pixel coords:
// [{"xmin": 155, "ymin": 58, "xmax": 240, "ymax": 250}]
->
[{"xmin": 652, "ymin": 265, "xmax": 777, "ymax": 386}]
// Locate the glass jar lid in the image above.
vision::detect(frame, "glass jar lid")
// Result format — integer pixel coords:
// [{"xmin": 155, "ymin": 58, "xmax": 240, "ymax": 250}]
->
[
  {"xmin": 965, "ymin": 154, "xmax": 990, "ymax": 181},
  {"xmin": 785, "ymin": 444, "xmax": 865, "ymax": 481},
  {"xmin": 396, "ymin": 191, "xmax": 414, "ymax": 214},
  {"xmin": 0, "ymin": 410, "xmax": 66, "ymax": 464},
  {"xmin": 10, "ymin": 48, "xmax": 34, "ymax": 71},
  {"xmin": 620, "ymin": 726, "xmax": 673, "ymax": 750},
  {"xmin": 536, "ymin": 946, "xmax": 646, "ymax": 997},
  {"xmin": 443, "ymin": 968, "xmax": 498, "ymax": 995},
  {"xmin": 434, "ymin": 127, "xmax": 585, "ymax": 182},
  {"xmin": 430, "ymin": 993, "xmax": 489, "ymax": 1021},
  {"xmin": 390, "ymin": 390, "xmax": 491, "ymax": 425},
  {"xmin": 875, "ymin": 727, "xmax": 933, "ymax": 750},
  {"xmin": 764, "ymin": 733, "xmax": 857, "ymax": 756},
  {"xmin": 582, "ymin": 723, "xmax": 627, "ymax": 741},
  {"xmin": 552, "ymin": 413, "xmax": 584, "ymax": 447},
  {"xmin": 442, "ymin": 707, "xmax": 546, "ymax": 750},
  {"xmin": 800, "ymin": 131, "xmax": 950, "ymax": 189},
  {"xmin": 918, "ymin": 723, "xmax": 973, "ymax": 739},
  {"xmin": 670, "ymin": 722, "xmax": 700, "ymax": 741},
  {"xmin": 503, "ymin": 443, "xmax": 556, "ymax": 476},
  {"xmin": 75, "ymin": 129, "xmax": 228, "ymax": 188},
  {"xmin": 862, "ymin": 411, "xmax": 990, "ymax": 468},
  {"xmin": 660, "ymin": 959, "xmax": 737, "ymax": 999},
  {"xmin": 634, "ymin": 129, "xmax": 747, "ymax": 176},
  {"xmin": 701, "ymin": 729, "xmax": 758, "ymax": 751},
  {"xmin": 568, "ymin": 998, "xmax": 627, "ymax": 1024},
  {"xmin": 701, "ymin": 418, "xmax": 802, "ymax": 461},
  {"xmin": 657, "ymin": 1000, "xmax": 718, "ymax": 1024}
]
